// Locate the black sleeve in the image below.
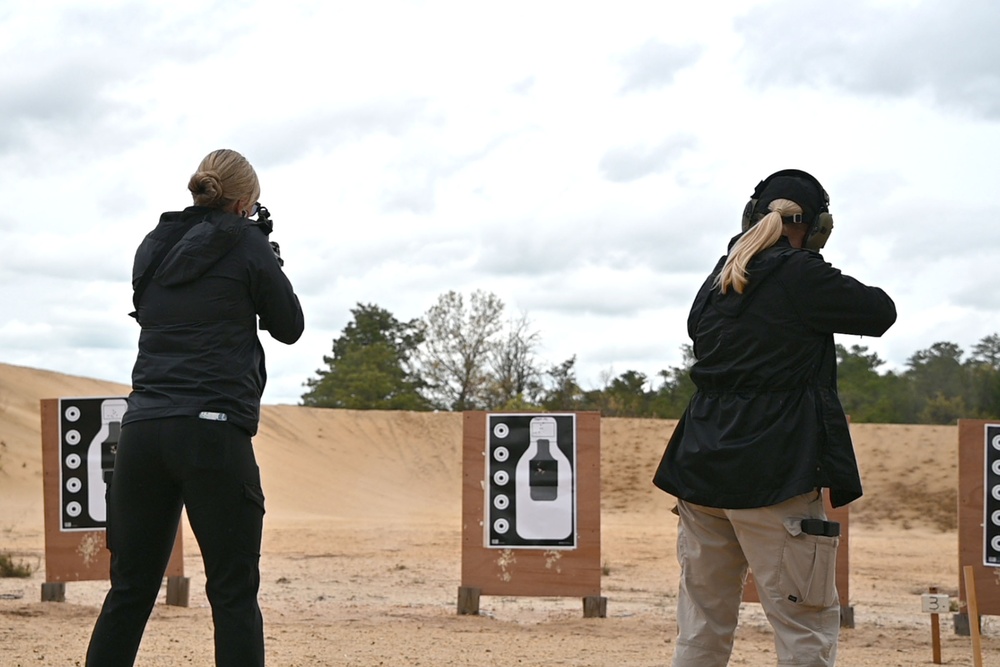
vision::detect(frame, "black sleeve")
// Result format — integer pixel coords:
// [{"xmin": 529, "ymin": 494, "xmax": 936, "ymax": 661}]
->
[
  {"xmin": 245, "ymin": 229, "xmax": 305, "ymax": 344},
  {"xmin": 781, "ymin": 252, "xmax": 896, "ymax": 337},
  {"xmin": 687, "ymin": 256, "xmax": 726, "ymax": 341}
]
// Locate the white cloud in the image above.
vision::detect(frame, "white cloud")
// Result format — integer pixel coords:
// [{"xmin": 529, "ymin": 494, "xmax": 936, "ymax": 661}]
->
[
  {"xmin": 599, "ymin": 135, "xmax": 699, "ymax": 183},
  {"xmin": 619, "ymin": 39, "xmax": 704, "ymax": 93},
  {"xmin": 1, "ymin": 0, "xmax": 999, "ymax": 406},
  {"xmin": 736, "ymin": 0, "xmax": 1000, "ymax": 119}
]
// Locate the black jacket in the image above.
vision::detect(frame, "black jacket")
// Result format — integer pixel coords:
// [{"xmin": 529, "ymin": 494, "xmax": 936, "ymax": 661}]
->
[
  {"xmin": 652, "ymin": 236, "xmax": 896, "ymax": 508},
  {"xmin": 123, "ymin": 206, "xmax": 304, "ymax": 435}
]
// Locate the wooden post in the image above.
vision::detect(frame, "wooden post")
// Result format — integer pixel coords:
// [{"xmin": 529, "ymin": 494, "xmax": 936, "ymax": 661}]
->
[
  {"xmin": 457, "ymin": 586, "xmax": 480, "ymax": 615},
  {"xmin": 166, "ymin": 576, "xmax": 190, "ymax": 607},
  {"xmin": 582, "ymin": 595, "xmax": 607, "ymax": 618},
  {"xmin": 929, "ymin": 586, "xmax": 942, "ymax": 665},
  {"xmin": 963, "ymin": 566, "xmax": 983, "ymax": 667},
  {"xmin": 40, "ymin": 582, "xmax": 65, "ymax": 602}
]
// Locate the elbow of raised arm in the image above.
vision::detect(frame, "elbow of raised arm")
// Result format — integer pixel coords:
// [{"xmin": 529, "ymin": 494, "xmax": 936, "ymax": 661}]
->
[
  {"xmin": 274, "ymin": 313, "xmax": 305, "ymax": 345},
  {"xmin": 259, "ymin": 304, "xmax": 304, "ymax": 345},
  {"xmin": 871, "ymin": 296, "xmax": 898, "ymax": 337}
]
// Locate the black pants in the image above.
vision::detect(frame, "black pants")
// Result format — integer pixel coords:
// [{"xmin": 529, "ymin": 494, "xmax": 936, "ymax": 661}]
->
[{"xmin": 86, "ymin": 417, "xmax": 266, "ymax": 667}]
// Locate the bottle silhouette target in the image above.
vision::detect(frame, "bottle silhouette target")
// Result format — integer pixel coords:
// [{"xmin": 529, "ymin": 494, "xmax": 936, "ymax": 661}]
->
[
  {"xmin": 515, "ymin": 416, "xmax": 573, "ymax": 540},
  {"xmin": 86, "ymin": 399, "xmax": 127, "ymax": 522}
]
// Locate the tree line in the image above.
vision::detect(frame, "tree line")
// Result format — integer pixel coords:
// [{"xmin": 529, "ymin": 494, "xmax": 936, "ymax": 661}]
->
[{"xmin": 301, "ymin": 290, "xmax": 1000, "ymax": 425}]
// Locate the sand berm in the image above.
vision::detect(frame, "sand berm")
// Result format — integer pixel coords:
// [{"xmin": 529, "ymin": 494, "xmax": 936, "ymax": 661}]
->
[{"xmin": 0, "ymin": 362, "xmax": 996, "ymax": 665}]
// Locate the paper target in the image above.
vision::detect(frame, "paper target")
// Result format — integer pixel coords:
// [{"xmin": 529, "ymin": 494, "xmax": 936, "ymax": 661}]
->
[
  {"xmin": 986, "ymin": 425, "xmax": 1000, "ymax": 566},
  {"xmin": 485, "ymin": 414, "xmax": 577, "ymax": 549},
  {"xmin": 58, "ymin": 397, "xmax": 127, "ymax": 531}
]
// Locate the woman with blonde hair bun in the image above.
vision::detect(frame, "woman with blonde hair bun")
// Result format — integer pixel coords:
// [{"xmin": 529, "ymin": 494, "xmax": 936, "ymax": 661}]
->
[
  {"xmin": 86, "ymin": 149, "xmax": 303, "ymax": 667},
  {"xmin": 654, "ymin": 169, "xmax": 896, "ymax": 666}
]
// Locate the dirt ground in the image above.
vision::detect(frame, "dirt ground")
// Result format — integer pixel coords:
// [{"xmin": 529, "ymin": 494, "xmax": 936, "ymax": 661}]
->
[{"xmin": 1, "ymin": 362, "xmax": 998, "ymax": 666}]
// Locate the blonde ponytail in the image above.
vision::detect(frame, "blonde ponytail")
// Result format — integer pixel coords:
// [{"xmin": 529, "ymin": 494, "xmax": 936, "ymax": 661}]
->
[{"xmin": 715, "ymin": 198, "xmax": 801, "ymax": 294}]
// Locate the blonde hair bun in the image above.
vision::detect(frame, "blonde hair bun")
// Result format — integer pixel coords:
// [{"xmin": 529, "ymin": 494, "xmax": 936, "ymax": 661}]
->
[
  {"xmin": 187, "ymin": 149, "xmax": 260, "ymax": 210},
  {"xmin": 188, "ymin": 171, "xmax": 226, "ymax": 207}
]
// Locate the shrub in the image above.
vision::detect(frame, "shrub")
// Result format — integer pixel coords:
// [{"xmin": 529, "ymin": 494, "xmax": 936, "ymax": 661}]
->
[{"xmin": 0, "ymin": 552, "xmax": 34, "ymax": 578}]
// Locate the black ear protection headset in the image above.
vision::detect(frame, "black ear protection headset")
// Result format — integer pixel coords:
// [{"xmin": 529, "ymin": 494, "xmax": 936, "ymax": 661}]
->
[{"xmin": 740, "ymin": 169, "xmax": 834, "ymax": 251}]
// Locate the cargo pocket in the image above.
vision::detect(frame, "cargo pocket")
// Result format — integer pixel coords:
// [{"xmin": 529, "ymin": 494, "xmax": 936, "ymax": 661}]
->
[{"xmin": 777, "ymin": 527, "xmax": 838, "ymax": 608}]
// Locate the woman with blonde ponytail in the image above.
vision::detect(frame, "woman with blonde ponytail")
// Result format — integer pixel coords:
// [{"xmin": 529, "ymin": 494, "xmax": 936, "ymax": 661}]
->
[
  {"xmin": 87, "ymin": 149, "xmax": 303, "ymax": 667},
  {"xmin": 654, "ymin": 170, "xmax": 896, "ymax": 667}
]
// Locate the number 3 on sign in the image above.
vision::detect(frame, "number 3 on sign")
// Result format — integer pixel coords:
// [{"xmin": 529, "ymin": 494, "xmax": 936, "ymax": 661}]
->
[{"xmin": 922, "ymin": 594, "xmax": 950, "ymax": 613}]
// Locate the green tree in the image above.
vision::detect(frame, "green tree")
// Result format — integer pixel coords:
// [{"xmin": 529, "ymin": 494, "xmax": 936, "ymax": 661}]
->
[
  {"xmin": 835, "ymin": 344, "xmax": 908, "ymax": 423},
  {"xmin": 602, "ymin": 370, "xmax": 650, "ymax": 417},
  {"xmin": 484, "ymin": 312, "xmax": 543, "ymax": 409},
  {"xmin": 919, "ymin": 392, "xmax": 968, "ymax": 425},
  {"xmin": 301, "ymin": 303, "xmax": 428, "ymax": 410},
  {"xmin": 970, "ymin": 333, "xmax": 1000, "ymax": 369},
  {"xmin": 964, "ymin": 333, "xmax": 1000, "ymax": 418},
  {"xmin": 539, "ymin": 356, "xmax": 586, "ymax": 411},
  {"xmin": 415, "ymin": 290, "xmax": 505, "ymax": 411},
  {"xmin": 650, "ymin": 344, "xmax": 697, "ymax": 418},
  {"xmin": 905, "ymin": 341, "xmax": 966, "ymax": 423}
]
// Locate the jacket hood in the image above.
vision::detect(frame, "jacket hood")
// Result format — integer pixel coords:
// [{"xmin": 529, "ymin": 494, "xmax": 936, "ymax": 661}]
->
[
  {"xmin": 709, "ymin": 234, "xmax": 800, "ymax": 317},
  {"xmin": 136, "ymin": 207, "xmax": 247, "ymax": 288}
]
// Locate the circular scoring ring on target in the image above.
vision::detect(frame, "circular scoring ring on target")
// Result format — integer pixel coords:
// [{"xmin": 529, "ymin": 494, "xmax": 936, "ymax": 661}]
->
[
  {"xmin": 494, "ymin": 518, "xmax": 510, "ymax": 534},
  {"xmin": 65, "ymin": 429, "xmax": 81, "ymax": 445},
  {"xmin": 66, "ymin": 477, "xmax": 82, "ymax": 493},
  {"xmin": 493, "ymin": 446, "xmax": 509, "ymax": 462},
  {"xmin": 64, "ymin": 406, "xmax": 81, "ymax": 422},
  {"xmin": 493, "ymin": 423, "xmax": 509, "ymax": 439},
  {"xmin": 993, "ymin": 434, "xmax": 1000, "ymax": 451}
]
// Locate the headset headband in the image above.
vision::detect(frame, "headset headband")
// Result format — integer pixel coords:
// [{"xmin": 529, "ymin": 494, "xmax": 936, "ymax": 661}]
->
[
  {"xmin": 750, "ymin": 169, "xmax": 829, "ymax": 224},
  {"xmin": 742, "ymin": 169, "xmax": 834, "ymax": 251}
]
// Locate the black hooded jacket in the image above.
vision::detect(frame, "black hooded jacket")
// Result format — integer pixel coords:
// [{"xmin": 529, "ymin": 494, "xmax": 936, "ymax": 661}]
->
[
  {"xmin": 123, "ymin": 206, "xmax": 304, "ymax": 435},
  {"xmin": 652, "ymin": 235, "xmax": 896, "ymax": 509}
]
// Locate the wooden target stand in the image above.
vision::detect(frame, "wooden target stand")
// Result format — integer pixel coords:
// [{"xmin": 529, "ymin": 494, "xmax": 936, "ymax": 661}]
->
[
  {"xmin": 741, "ymin": 490, "xmax": 853, "ymax": 628},
  {"xmin": 39, "ymin": 398, "xmax": 187, "ymax": 605},
  {"xmin": 458, "ymin": 411, "xmax": 605, "ymax": 618},
  {"xmin": 954, "ymin": 420, "xmax": 1000, "ymax": 636}
]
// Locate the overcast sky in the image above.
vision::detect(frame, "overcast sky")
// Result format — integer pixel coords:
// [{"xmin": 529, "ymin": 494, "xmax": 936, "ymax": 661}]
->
[{"xmin": 2, "ymin": 0, "xmax": 999, "ymax": 405}]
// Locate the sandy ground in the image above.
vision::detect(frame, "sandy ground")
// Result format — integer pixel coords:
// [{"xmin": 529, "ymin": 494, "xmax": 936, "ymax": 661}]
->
[{"xmin": 1, "ymin": 362, "xmax": 998, "ymax": 666}]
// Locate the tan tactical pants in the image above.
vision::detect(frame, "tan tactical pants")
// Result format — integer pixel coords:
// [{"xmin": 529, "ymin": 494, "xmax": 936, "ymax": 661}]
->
[{"xmin": 671, "ymin": 491, "xmax": 841, "ymax": 667}]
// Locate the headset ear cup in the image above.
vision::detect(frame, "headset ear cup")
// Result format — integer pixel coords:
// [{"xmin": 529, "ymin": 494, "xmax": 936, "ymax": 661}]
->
[
  {"xmin": 741, "ymin": 199, "xmax": 756, "ymax": 231},
  {"xmin": 805, "ymin": 213, "xmax": 834, "ymax": 251}
]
